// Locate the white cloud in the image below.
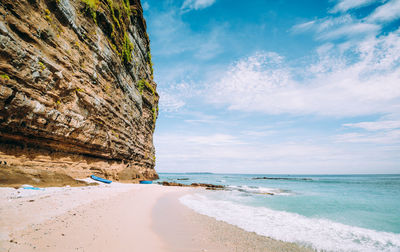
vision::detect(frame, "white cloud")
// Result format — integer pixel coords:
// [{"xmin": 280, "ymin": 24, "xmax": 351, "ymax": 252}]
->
[
  {"xmin": 335, "ymin": 130, "xmax": 400, "ymax": 144},
  {"xmin": 331, "ymin": 0, "xmax": 380, "ymax": 13},
  {"xmin": 207, "ymin": 30, "xmax": 400, "ymax": 116},
  {"xmin": 155, "ymin": 132, "xmax": 400, "ymax": 173},
  {"xmin": 158, "ymin": 81, "xmax": 202, "ymax": 112},
  {"xmin": 150, "ymin": 10, "xmax": 192, "ymax": 56},
  {"xmin": 291, "ymin": 16, "xmax": 352, "ymax": 34},
  {"xmin": 366, "ymin": 0, "xmax": 400, "ymax": 23},
  {"xmin": 148, "ymin": 9, "xmax": 225, "ymax": 58},
  {"xmin": 294, "ymin": 0, "xmax": 400, "ymax": 41},
  {"xmin": 338, "ymin": 119, "xmax": 400, "ymax": 144},
  {"xmin": 156, "ymin": 133, "xmax": 334, "ymax": 166},
  {"xmin": 317, "ymin": 23, "xmax": 380, "ymax": 40},
  {"xmin": 181, "ymin": 0, "xmax": 216, "ymax": 12},
  {"xmin": 193, "ymin": 25, "xmax": 225, "ymax": 60},
  {"xmin": 187, "ymin": 134, "xmax": 242, "ymax": 146},
  {"xmin": 183, "ymin": 112, "xmax": 221, "ymax": 124},
  {"xmin": 158, "ymin": 91, "xmax": 185, "ymax": 112},
  {"xmin": 293, "ymin": 15, "xmax": 381, "ymax": 40},
  {"xmin": 316, "ymin": 15, "xmax": 353, "ymax": 32},
  {"xmin": 240, "ymin": 130, "xmax": 276, "ymax": 137},
  {"xmin": 291, "ymin": 20, "xmax": 316, "ymax": 33},
  {"xmin": 142, "ymin": 2, "xmax": 149, "ymax": 11},
  {"xmin": 344, "ymin": 120, "xmax": 400, "ymax": 131}
]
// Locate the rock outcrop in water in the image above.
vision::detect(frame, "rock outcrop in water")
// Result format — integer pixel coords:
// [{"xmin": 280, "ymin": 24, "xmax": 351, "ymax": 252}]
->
[
  {"xmin": 252, "ymin": 177, "xmax": 312, "ymax": 181},
  {"xmin": 0, "ymin": 0, "xmax": 158, "ymax": 182},
  {"xmin": 159, "ymin": 181, "xmax": 225, "ymax": 190}
]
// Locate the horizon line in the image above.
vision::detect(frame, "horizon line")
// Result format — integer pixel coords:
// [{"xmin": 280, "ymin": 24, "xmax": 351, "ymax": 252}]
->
[{"xmin": 157, "ymin": 172, "xmax": 400, "ymax": 175}]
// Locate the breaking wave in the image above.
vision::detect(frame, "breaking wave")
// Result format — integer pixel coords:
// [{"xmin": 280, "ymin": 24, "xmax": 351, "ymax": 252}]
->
[{"xmin": 180, "ymin": 193, "xmax": 400, "ymax": 252}]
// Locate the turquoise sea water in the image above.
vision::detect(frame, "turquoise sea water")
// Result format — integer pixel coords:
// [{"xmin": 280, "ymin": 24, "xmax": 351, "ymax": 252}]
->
[{"xmin": 157, "ymin": 173, "xmax": 400, "ymax": 252}]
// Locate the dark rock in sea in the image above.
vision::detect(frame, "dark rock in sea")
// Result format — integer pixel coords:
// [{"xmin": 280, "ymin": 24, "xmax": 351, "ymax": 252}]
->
[
  {"xmin": 159, "ymin": 181, "xmax": 225, "ymax": 190},
  {"xmin": 159, "ymin": 181, "xmax": 182, "ymax": 187},
  {"xmin": 191, "ymin": 183, "xmax": 225, "ymax": 190},
  {"xmin": 177, "ymin": 178, "xmax": 189, "ymax": 180},
  {"xmin": 252, "ymin": 177, "xmax": 312, "ymax": 181}
]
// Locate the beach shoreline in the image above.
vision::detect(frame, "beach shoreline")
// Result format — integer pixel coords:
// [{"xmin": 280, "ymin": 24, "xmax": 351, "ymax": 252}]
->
[
  {"xmin": 0, "ymin": 183, "xmax": 311, "ymax": 251},
  {"xmin": 153, "ymin": 190, "xmax": 313, "ymax": 252}
]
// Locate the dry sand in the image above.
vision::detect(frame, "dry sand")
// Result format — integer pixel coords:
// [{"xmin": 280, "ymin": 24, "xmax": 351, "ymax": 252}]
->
[
  {"xmin": 0, "ymin": 182, "xmax": 175, "ymax": 251},
  {"xmin": 0, "ymin": 182, "xmax": 313, "ymax": 252}
]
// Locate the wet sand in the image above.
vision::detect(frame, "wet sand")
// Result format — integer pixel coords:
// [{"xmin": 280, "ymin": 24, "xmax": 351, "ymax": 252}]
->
[{"xmin": 153, "ymin": 192, "xmax": 313, "ymax": 252}]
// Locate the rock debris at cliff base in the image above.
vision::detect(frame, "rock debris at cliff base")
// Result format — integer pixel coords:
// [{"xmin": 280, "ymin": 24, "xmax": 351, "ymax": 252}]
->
[
  {"xmin": 0, "ymin": 0, "xmax": 159, "ymax": 181},
  {"xmin": 0, "ymin": 164, "xmax": 94, "ymax": 187}
]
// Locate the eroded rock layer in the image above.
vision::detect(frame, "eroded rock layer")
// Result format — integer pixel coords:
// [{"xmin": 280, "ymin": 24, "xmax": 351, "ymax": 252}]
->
[{"xmin": 0, "ymin": 0, "xmax": 159, "ymax": 181}]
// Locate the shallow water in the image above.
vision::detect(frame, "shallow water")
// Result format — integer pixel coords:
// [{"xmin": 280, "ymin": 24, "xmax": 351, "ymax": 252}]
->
[{"xmin": 157, "ymin": 173, "xmax": 400, "ymax": 252}]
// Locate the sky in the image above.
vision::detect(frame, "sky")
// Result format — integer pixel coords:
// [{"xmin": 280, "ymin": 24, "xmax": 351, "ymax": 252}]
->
[{"xmin": 142, "ymin": 0, "xmax": 400, "ymax": 174}]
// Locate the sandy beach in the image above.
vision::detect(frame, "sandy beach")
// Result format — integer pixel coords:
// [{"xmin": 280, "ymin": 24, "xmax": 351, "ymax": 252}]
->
[{"xmin": 0, "ymin": 183, "xmax": 312, "ymax": 252}]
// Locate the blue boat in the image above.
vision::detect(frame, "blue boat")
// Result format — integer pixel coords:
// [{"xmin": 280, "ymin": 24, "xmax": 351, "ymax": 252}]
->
[
  {"xmin": 139, "ymin": 180, "xmax": 152, "ymax": 184},
  {"xmin": 90, "ymin": 175, "xmax": 112, "ymax": 184},
  {"xmin": 22, "ymin": 186, "xmax": 43, "ymax": 190}
]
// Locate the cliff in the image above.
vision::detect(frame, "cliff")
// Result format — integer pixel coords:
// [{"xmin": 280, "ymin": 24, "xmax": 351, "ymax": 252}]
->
[{"xmin": 0, "ymin": 0, "xmax": 159, "ymax": 182}]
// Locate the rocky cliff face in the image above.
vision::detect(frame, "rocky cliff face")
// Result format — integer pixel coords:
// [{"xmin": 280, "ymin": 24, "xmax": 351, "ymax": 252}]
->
[{"xmin": 0, "ymin": 0, "xmax": 159, "ymax": 181}]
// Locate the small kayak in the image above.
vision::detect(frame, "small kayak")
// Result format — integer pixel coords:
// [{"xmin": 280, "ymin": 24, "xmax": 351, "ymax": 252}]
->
[
  {"xmin": 22, "ymin": 186, "xmax": 43, "ymax": 190},
  {"xmin": 139, "ymin": 180, "xmax": 152, "ymax": 184},
  {"xmin": 90, "ymin": 175, "xmax": 112, "ymax": 184}
]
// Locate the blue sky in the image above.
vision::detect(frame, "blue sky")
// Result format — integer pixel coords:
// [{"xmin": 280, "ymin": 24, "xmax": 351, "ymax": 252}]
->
[{"xmin": 143, "ymin": 0, "xmax": 400, "ymax": 174}]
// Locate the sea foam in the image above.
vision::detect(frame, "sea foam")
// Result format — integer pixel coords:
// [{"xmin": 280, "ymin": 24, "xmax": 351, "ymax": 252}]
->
[
  {"xmin": 227, "ymin": 185, "xmax": 292, "ymax": 195},
  {"xmin": 180, "ymin": 193, "xmax": 400, "ymax": 252}
]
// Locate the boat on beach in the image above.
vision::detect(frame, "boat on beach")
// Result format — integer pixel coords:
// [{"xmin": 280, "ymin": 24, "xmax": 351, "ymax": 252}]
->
[{"xmin": 90, "ymin": 175, "xmax": 112, "ymax": 184}]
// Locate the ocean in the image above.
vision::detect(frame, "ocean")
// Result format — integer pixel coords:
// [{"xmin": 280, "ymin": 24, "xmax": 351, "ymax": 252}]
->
[{"xmin": 156, "ymin": 173, "xmax": 400, "ymax": 252}]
